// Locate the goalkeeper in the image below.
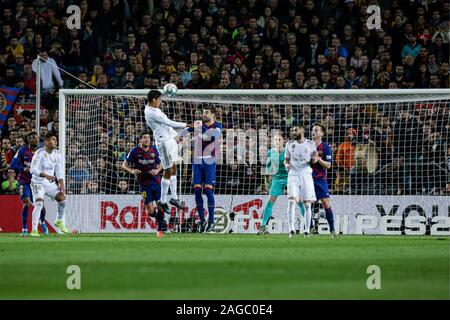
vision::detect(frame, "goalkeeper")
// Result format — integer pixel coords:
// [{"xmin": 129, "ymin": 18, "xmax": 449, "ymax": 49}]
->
[{"xmin": 258, "ymin": 133, "xmax": 305, "ymax": 235}]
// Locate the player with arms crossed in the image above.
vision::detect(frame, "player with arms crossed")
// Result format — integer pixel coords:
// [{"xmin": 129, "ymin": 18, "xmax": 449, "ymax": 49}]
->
[
  {"xmin": 311, "ymin": 124, "xmax": 336, "ymax": 237},
  {"xmin": 10, "ymin": 132, "xmax": 48, "ymax": 236},
  {"xmin": 186, "ymin": 106, "xmax": 222, "ymax": 233},
  {"xmin": 122, "ymin": 132, "xmax": 166, "ymax": 237},
  {"xmin": 29, "ymin": 132, "xmax": 68, "ymax": 236},
  {"xmin": 284, "ymin": 126, "xmax": 317, "ymax": 238},
  {"xmin": 145, "ymin": 90, "xmax": 187, "ymax": 213},
  {"xmin": 258, "ymin": 133, "xmax": 305, "ymax": 235}
]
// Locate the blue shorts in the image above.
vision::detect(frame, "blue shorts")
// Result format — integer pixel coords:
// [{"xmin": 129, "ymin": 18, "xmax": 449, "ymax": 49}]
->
[
  {"xmin": 140, "ymin": 184, "xmax": 161, "ymax": 205},
  {"xmin": 18, "ymin": 183, "xmax": 32, "ymax": 202},
  {"xmin": 192, "ymin": 160, "xmax": 216, "ymax": 186},
  {"xmin": 314, "ymin": 179, "xmax": 330, "ymax": 199}
]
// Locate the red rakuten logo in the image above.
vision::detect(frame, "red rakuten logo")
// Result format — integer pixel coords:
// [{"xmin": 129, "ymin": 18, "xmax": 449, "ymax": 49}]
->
[
  {"xmin": 232, "ymin": 199, "xmax": 263, "ymax": 230},
  {"xmin": 100, "ymin": 200, "xmax": 158, "ymax": 230}
]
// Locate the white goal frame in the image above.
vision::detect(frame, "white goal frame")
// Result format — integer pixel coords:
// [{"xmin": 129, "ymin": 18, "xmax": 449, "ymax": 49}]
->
[{"xmin": 57, "ymin": 88, "xmax": 450, "ymax": 234}]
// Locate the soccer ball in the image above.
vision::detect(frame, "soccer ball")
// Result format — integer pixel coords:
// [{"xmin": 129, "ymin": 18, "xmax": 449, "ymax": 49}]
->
[{"xmin": 163, "ymin": 83, "xmax": 178, "ymax": 98}]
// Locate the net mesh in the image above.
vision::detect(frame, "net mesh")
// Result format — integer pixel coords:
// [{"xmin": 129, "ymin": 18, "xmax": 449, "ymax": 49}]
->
[{"xmin": 62, "ymin": 90, "xmax": 450, "ymax": 233}]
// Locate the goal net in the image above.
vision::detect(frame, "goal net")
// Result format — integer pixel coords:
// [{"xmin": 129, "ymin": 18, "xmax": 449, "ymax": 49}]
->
[{"xmin": 58, "ymin": 89, "xmax": 450, "ymax": 235}]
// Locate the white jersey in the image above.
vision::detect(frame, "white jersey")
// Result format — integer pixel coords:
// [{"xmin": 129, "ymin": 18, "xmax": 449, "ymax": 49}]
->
[
  {"xmin": 284, "ymin": 139, "xmax": 316, "ymax": 176},
  {"xmin": 144, "ymin": 105, "xmax": 187, "ymax": 143},
  {"xmin": 30, "ymin": 148, "xmax": 63, "ymax": 184}
]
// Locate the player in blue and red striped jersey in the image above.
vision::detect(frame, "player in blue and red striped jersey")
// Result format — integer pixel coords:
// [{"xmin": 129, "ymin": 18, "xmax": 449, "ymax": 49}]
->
[
  {"xmin": 122, "ymin": 132, "xmax": 165, "ymax": 237},
  {"xmin": 311, "ymin": 124, "xmax": 336, "ymax": 238},
  {"xmin": 10, "ymin": 132, "xmax": 47, "ymax": 236},
  {"xmin": 186, "ymin": 106, "xmax": 223, "ymax": 233}
]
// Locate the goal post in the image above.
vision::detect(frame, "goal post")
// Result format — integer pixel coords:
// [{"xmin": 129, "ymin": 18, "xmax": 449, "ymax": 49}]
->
[{"xmin": 58, "ymin": 89, "xmax": 450, "ymax": 235}]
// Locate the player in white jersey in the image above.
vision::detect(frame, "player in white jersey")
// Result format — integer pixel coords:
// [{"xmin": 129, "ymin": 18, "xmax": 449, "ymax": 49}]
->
[
  {"xmin": 145, "ymin": 90, "xmax": 191, "ymax": 213},
  {"xmin": 29, "ymin": 132, "xmax": 68, "ymax": 236},
  {"xmin": 284, "ymin": 126, "xmax": 318, "ymax": 238}
]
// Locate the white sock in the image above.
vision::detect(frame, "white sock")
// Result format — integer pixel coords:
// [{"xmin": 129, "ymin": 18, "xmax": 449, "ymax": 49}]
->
[
  {"xmin": 170, "ymin": 176, "xmax": 178, "ymax": 200},
  {"xmin": 32, "ymin": 201, "xmax": 43, "ymax": 231},
  {"xmin": 161, "ymin": 178, "xmax": 170, "ymax": 204},
  {"xmin": 57, "ymin": 200, "xmax": 66, "ymax": 221},
  {"xmin": 287, "ymin": 200, "xmax": 296, "ymax": 232},
  {"xmin": 304, "ymin": 203, "xmax": 312, "ymax": 234}
]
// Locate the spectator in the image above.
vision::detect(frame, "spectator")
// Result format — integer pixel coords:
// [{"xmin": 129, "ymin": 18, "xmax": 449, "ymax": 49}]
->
[
  {"xmin": 0, "ymin": 137, "xmax": 13, "ymax": 184},
  {"xmin": 401, "ymin": 34, "xmax": 422, "ymax": 60},
  {"xmin": 6, "ymin": 37, "xmax": 25, "ymax": 61},
  {"xmin": 68, "ymin": 156, "xmax": 92, "ymax": 193},
  {"xmin": 117, "ymin": 180, "xmax": 131, "ymax": 194},
  {"xmin": 335, "ymin": 128, "xmax": 357, "ymax": 193},
  {"xmin": 31, "ymin": 49, "xmax": 63, "ymax": 92},
  {"xmin": 1, "ymin": 169, "xmax": 18, "ymax": 195}
]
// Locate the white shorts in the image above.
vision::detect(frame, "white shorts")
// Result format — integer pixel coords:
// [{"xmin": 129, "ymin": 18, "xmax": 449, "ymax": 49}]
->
[
  {"xmin": 31, "ymin": 180, "xmax": 60, "ymax": 202},
  {"xmin": 156, "ymin": 138, "xmax": 180, "ymax": 170},
  {"xmin": 287, "ymin": 173, "xmax": 316, "ymax": 201}
]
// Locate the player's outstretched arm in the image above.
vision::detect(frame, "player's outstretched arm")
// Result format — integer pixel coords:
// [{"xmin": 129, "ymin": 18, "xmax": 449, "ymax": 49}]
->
[{"xmin": 151, "ymin": 112, "xmax": 187, "ymax": 129}]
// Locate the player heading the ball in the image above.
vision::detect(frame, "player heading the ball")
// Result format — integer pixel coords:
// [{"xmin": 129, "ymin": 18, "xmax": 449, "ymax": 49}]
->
[{"xmin": 145, "ymin": 90, "xmax": 189, "ymax": 213}]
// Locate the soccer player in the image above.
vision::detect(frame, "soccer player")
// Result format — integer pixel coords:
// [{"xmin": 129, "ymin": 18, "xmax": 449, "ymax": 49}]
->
[
  {"xmin": 10, "ymin": 132, "xmax": 48, "ymax": 236},
  {"xmin": 186, "ymin": 106, "xmax": 222, "ymax": 233},
  {"xmin": 284, "ymin": 126, "xmax": 317, "ymax": 238},
  {"xmin": 258, "ymin": 133, "xmax": 305, "ymax": 235},
  {"xmin": 122, "ymin": 132, "xmax": 165, "ymax": 237},
  {"xmin": 311, "ymin": 124, "xmax": 336, "ymax": 237},
  {"xmin": 29, "ymin": 132, "xmax": 68, "ymax": 236},
  {"xmin": 145, "ymin": 90, "xmax": 188, "ymax": 213}
]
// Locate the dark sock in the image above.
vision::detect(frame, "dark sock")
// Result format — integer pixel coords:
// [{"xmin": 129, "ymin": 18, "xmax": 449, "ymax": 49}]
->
[
  {"xmin": 156, "ymin": 208, "xmax": 164, "ymax": 231},
  {"xmin": 40, "ymin": 206, "xmax": 46, "ymax": 223},
  {"xmin": 325, "ymin": 207, "xmax": 335, "ymax": 232},
  {"xmin": 194, "ymin": 187, "xmax": 205, "ymax": 222},
  {"xmin": 204, "ymin": 188, "xmax": 215, "ymax": 224},
  {"xmin": 22, "ymin": 205, "xmax": 29, "ymax": 230}
]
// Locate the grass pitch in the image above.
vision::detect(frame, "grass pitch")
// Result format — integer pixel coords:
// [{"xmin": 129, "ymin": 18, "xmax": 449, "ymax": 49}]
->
[{"xmin": 0, "ymin": 233, "xmax": 448, "ymax": 300}]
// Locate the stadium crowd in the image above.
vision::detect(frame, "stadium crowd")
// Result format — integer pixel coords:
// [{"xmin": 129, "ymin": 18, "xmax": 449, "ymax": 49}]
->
[{"xmin": 0, "ymin": 0, "xmax": 449, "ymax": 196}]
